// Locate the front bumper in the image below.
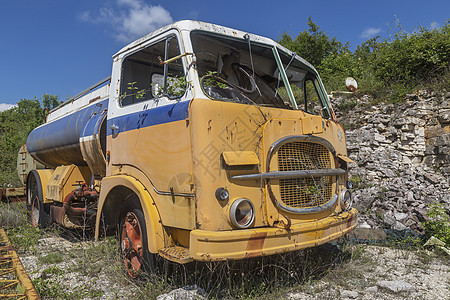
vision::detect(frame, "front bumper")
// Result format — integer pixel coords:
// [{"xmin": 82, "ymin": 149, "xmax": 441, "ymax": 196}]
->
[{"xmin": 189, "ymin": 208, "xmax": 357, "ymax": 261}]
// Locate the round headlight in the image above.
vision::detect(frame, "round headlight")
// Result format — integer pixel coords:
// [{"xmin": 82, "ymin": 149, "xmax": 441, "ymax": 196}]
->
[
  {"xmin": 340, "ymin": 189, "xmax": 352, "ymax": 211},
  {"xmin": 229, "ymin": 198, "xmax": 255, "ymax": 229}
]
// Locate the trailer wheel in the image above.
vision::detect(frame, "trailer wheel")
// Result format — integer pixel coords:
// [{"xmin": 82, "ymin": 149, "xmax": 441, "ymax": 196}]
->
[
  {"xmin": 119, "ymin": 195, "xmax": 156, "ymax": 278},
  {"xmin": 27, "ymin": 171, "xmax": 50, "ymax": 229},
  {"xmin": 26, "ymin": 171, "xmax": 40, "ymax": 211}
]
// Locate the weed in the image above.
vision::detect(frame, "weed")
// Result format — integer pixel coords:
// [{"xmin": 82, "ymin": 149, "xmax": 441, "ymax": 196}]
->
[
  {"xmin": 336, "ymin": 98, "xmax": 358, "ymax": 113},
  {"xmin": 348, "ymin": 176, "xmax": 361, "ymax": 190},
  {"xmin": 422, "ymin": 203, "xmax": 450, "ymax": 246},
  {"xmin": 39, "ymin": 252, "xmax": 64, "ymax": 264},
  {"xmin": 6, "ymin": 223, "xmax": 41, "ymax": 254},
  {"xmin": 32, "ymin": 277, "xmax": 104, "ymax": 299},
  {"xmin": 42, "ymin": 265, "xmax": 64, "ymax": 276},
  {"xmin": 0, "ymin": 202, "xmax": 28, "ymax": 228}
]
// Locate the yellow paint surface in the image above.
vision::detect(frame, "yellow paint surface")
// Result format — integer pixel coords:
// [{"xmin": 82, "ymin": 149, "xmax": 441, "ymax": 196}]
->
[
  {"xmin": 190, "ymin": 208, "xmax": 357, "ymax": 261},
  {"xmin": 46, "ymin": 165, "xmax": 91, "ymax": 202}
]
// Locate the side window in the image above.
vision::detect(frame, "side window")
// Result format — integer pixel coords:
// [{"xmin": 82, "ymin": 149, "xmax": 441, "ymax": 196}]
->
[
  {"xmin": 304, "ymin": 79, "xmax": 322, "ymax": 115},
  {"xmin": 165, "ymin": 38, "xmax": 186, "ymax": 98},
  {"xmin": 120, "ymin": 35, "xmax": 185, "ymax": 106}
]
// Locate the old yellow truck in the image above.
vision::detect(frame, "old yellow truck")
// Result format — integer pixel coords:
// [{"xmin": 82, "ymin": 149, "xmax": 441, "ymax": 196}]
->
[{"xmin": 25, "ymin": 20, "xmax": 357, "ymax": 277}]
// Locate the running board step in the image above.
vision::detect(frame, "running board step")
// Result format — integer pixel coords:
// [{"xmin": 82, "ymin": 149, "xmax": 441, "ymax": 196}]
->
[{"xmin": 158, "ymin": 246, "xmax": 193, "ymax": 264}]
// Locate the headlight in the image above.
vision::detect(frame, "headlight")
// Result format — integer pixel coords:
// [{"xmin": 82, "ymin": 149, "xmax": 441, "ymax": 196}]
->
[
  {"xmin": 340, "ymin": 189, "xmax": 352, "ymax": 211},
  {"xmin": 229, "ymin": 198, "xmax": 255, "ymax": 229}
]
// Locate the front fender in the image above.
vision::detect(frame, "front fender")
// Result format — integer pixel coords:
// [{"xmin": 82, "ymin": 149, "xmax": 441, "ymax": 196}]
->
[
  {"xmin": 27, "ymin": 169, "xmax": 54, "ymax": 205},
  {"xmin": 95, "ymin": 175, "xmax": 165, "ymax": 253}
]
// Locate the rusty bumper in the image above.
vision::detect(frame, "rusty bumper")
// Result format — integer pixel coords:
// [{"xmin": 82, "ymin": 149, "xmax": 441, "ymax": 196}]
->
[{"xmin": 189, "ymin": 208, "xmax": 357, "ymax": 261}]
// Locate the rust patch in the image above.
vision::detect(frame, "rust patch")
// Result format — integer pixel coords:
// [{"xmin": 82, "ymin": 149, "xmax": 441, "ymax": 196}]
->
[
  {"xmin": 207, "ymin": 119, "xmax": 212, "ymax": 132},
  {"xmin": 89, "ymin": 96, "xmax": 101, "ymax": 103},
  {"xmin": 347, "ymin": 213, "xmax": 354, "ymax": 228},
  {"xmin": 245, "ymin": 232, "xmax": 267, "ymax": 258}
]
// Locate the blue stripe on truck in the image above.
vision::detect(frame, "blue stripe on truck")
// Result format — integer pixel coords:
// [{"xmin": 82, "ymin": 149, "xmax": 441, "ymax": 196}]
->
[{"xmin": 106, "ymin": 100, "xmax": 190, "ymax": 136}]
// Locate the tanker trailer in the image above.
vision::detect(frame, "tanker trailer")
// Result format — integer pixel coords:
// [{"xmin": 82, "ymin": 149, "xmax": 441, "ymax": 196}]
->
[
  {"xmin": 25, "ymin": 20, "xmax": 357, "ymax": 278},
  {"xmin": 26, "ymin": 78, "xmax": 109, "ymax": 229}
]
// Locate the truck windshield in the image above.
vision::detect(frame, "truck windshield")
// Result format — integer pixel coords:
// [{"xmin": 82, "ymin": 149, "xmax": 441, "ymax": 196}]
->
[{"xmin": 190, "ymin": 31, "xmax": 331, "ymax": 117}]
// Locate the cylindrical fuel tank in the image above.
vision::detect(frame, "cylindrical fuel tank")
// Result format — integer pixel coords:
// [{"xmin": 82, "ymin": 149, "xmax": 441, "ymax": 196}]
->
[{"xmin": 26, "ymin": 99, "xmax": 108, "ymax": 176}]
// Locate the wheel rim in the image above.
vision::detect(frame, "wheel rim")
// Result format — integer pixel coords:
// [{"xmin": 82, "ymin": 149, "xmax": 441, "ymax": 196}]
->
[
  {"xmin": 121, "ymin": 212, "xmax": 143, "ymax": 278},
  {"xmin": 27, "ymin": 175, "xmax": 37, "ymax": 207},
  {"xmin": 31, "ymin": 196, "xmax": 40, "ymax": 228}
]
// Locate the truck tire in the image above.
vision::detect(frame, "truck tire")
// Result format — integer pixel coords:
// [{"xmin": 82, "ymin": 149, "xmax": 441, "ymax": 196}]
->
[
  {"xmin": 26, "ymin": 171, "xmax": 40, "ymax": 211},
  {"xmin": 119, "ymin": 194, "xmax": 156, "ymax": 278},
  {"xmin": 27, "ymin": 171, "xmax": 51, "ymax": 229}
]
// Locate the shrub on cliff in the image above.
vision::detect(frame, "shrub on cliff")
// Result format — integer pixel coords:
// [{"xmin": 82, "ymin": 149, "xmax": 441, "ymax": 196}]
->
[
  {"xmin": 423, "ymin": 204, "xmax": 450, "ymax": 246},
  {"xmin": 280, "ymin": 19, "xmax": 450, "ymax": 100}
]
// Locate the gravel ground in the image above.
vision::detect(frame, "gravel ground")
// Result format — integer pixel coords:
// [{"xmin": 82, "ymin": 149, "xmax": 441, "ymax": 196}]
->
[
  {"xmin": 287, "ymin": 245, "xmax": 449, "ymax": 300},
  {"xmin": 16, "ymin": 232, "xmax": 450, "ymax": 299}
]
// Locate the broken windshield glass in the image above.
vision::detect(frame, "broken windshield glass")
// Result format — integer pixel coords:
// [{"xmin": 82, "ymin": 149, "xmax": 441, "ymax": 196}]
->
[{"xmin": 190, "ymin": 31, "xmax": 332, "ymax": 118}]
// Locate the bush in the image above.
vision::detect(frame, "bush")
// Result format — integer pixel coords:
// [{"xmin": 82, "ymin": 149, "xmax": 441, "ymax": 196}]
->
[
  {"xmin": 280, "ymin": 18, "xmax": 450, "ymax": 101},
  {"xmin": 423, "ymin": 203, "xmax": 450, "ymax": 246}
]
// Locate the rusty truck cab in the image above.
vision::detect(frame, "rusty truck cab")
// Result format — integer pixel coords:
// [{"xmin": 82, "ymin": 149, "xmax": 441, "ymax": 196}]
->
[{"xmin": 96, "ymin": 20, "xmax": 357, "ymax": 275}]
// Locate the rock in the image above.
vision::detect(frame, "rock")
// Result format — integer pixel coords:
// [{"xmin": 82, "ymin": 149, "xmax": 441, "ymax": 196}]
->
[
  {"xmin": 406, "ymin": 191, "xmax": 415, "ymax": 203},
  {"xmin": 287, "ymin": 292, "xmax": 309, "ymax": 299},
  {"xmin": 365, "ymin": 286, "xmax": 378, "ymax": 293},
  {"xmin": 406, "ymin": 94, "xmax": 418, "ymax": 100},
  {"xmin": 358, "ymin": 221, "xmax": 371, "ymax": 229},
  {"xmin": 423, "ymin": 173, "xmax": 440, "ymax": 184},
  {"xmin": 394, "ymin": 212, "xmax": 408, "ymax": 222},
  {"xmin": 340, "ymin": 290, "xmax": 358, "ymax": 298},
  {"xmin": 383, "ymin": 213, "xmax": 396, "ymax": 227},
  {"xmin": 349, "ymin": 228, "xmax": 387, "ymax": 240},
  {"xmin": 438, "ymin": 108, "xmax": 450, "ymax": 124},
  {"xmin": 342, "ymin": 92, "xmax": 450, "ymax": 233},
  {"xmin": 413, "ymin": 207, "xmax": 427, "ymax": 222},
  {"xmin": 376, "ymin": 123, "xmax": 386, "ymax": 132},
  {"xmin": 377, "ymin": 280, "xmax": 415, "ymax": 293},
  {"xmin": 157, "ymin": 286, "xmax": 205, "ymax": 300}
]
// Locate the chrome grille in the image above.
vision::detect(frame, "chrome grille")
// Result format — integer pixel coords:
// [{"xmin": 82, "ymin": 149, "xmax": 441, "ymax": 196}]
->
[{"xmin": 277, "ymin": 142, "xmax": 333, "ymax": 208}]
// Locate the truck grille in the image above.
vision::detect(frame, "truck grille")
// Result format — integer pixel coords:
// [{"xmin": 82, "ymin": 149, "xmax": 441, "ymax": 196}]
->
[{"xmin": 277, "ymin": 142, "xmax": 333, "ymax": 208}]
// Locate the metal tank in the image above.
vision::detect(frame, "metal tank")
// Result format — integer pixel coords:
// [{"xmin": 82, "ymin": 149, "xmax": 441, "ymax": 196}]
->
[{"xmin": 26, "ymin": 80, "xmax": 110, "ymax": 177}]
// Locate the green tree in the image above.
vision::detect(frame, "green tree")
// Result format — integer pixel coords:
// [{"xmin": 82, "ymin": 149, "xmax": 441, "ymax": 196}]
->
[
  {"xmin": 0, "ymin": 94, "xmax": 58, "ymax": 187},
  {"xmin": 42, "ymin": 94, "xmax": 61, "ymax": 110},
  {"xmin": 279, "ymin": 18, "xmax": 450, "ymax": 98},
  {"xmin": 278, "ymin": 17, "xmax": 348, "ymax": 68}
]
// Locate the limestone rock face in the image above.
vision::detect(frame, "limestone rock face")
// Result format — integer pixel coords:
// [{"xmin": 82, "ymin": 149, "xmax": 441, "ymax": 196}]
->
[{"xmin": 332, "ymin": 90, "xmax": 450, "ymax": 233}]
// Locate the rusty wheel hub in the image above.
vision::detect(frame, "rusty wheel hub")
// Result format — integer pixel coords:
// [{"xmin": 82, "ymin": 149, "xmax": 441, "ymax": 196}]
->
[{"xmin": 121, "ymin": 212, "xmax": 143, "ymax": 278}]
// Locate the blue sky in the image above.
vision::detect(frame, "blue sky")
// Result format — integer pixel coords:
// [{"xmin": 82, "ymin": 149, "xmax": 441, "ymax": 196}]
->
[{"xmin": 0, "ymin": 0, "xmax": 448, "ymax": 110}]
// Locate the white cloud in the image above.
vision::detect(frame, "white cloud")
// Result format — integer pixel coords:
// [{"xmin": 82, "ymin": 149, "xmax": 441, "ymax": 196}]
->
[
  {"xmin": 79, "ymin": 0, "xmax": 173, "ymax": 43},
  {"xmin": 360, "ymin": 27, "xmax": 382, "ymax": 39},
  {"xmin": 429, "ymin": 21, "xmax": 439, "ymax": 30},
  {"xmin": 0, "ymin": 103, "xmax": 17, "ymax": 112}
]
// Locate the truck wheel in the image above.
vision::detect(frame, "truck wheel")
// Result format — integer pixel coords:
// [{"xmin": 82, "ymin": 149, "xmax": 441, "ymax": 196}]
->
[
  {"xmin": 119, "ymin": 197, "xmax": 156, "ymax": 278},
  {"xmin": 31, "ymin": 194, "xmax": 51, "ymax": 229}
]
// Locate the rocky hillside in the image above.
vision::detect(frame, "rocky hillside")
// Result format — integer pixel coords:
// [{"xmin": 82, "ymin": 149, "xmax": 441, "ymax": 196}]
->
[{"xmin": 333, "ymin": 90, "xmax": 450, "ymax": 234}]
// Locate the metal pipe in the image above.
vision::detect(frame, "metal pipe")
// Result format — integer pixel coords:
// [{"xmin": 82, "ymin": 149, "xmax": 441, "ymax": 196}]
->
[
  {"xmin": 49, "ymin": 76, "xmax": 111, "ymax": 113},
  {"xmin": 231, "ymin": 168, "xmax": 348, "ymax": 181}
]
